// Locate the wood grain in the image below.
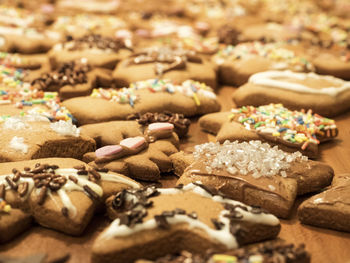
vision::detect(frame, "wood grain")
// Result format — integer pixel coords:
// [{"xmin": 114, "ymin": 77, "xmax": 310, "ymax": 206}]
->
[{"xmin": 1, "ymin": 86, "xmax": 350, "ymax": 262}]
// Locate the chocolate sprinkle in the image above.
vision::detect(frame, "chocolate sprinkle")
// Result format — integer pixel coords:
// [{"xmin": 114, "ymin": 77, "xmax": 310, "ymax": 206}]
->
[
  {"xmin": 61, "ymin": 207, "xmax": 69, "ymax": 217},
  {"xmin": 0, "ymin": 184, "xmax": 5, "ymax": 199},
  {"xmin": 83, "ymin": 185, "xmax": 100, "ymax": 201},
  {"xmin": 5, "ymin": 176, "xmax": 18, "ymax": 191},
  {"xmin": 155, "ymin": 215, "xmax": 170, "ymax": 229},
  {"xmin": 211, "ymin": 218, "xmax": 224, "ymax": 230},
  {"xmin": 17, "ymin": 182, "xmax": 29, "ymax": 197}
]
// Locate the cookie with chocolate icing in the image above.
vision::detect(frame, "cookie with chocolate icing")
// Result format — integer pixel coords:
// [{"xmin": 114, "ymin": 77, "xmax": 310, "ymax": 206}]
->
[
  {"xmin": 82, "ymin": 122, "xmax": 180, "ymax": 181},
  {"xmin": 199, "ymin": 104, "xmax": 338, "ymax": 158},
  {"xmin": 213, "ymin": 42, "xmax": 314, "ymax": 86},
  {"xmin": 62, "ymin": 79, "xmax": 220, "ymax": 125},
  {"xmin": 112, "ymin": 46, "xmax": 217, "ymax": 89},
  {"xmin": 0, "ymin": 199, "xmax": 32, "ymax": 243},
  {"xmin": 31, "ymin": 60, "xmax": 113, "ymax": 100},
  {"xmin": 175, "ymin": 140, "xmax": 334, "ymax": 218},
  {"xmin": 136, "ymin": 239, "xmax": 310, "ymax": 263},
  {"xmin": 0, "ymin": 158, "xmax": 140, "ymax": 235},
  {"xmin": 233, "ymin": 70, "xmax": 350, "ymax": 117},
  {"xmin": 0, "ymin": 25, "xmax": 62, "ymax": 54},
  {"xmin": 0, "ymin": 117, "xmax": 95, "ymax": 162},
  {"xmin": 92, "ymin": 183, "xmax": 280, "ymax": 263},
  {"xmin": 298, "ymin": 174, "xmax": 350, "ymax": 232},
  {"xmin": 48, "ymin": 34, "xmax": 132, "ymax": 70}
]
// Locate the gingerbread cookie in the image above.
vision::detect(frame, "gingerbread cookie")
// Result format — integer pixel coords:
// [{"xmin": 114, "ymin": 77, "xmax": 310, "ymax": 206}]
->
[
  {"xmin": 92, "ymin": 183, "xmax": 280, "ymax": 262},
  {"xmin": 83, "ymin": 122, "xmax": 180, "ymax": 181},
  {"xmin": 31, "ymin": 60, "xmax": 113, "ymax": 100},
  {"xmin": 55, "ymin": 0, "xmax": 120, "ymax": 14},
  {"xmin": 48, "ymin": 34, "xmax": 132, "ymax": 70},
  {"xmin": 213, "ymin": 42, "xmax": 314, "ymax": 86},
  {"xmin": 176, "ymin": 140, "xmax": 333, "ymax": 218},
  {"xmin": 199, "ymin": 104, "xmax": 338, "ymax": 158},
  {"xmin": 0, "ymin": 158, "xmax": 140, "ymax": 235},
  {"xmin": 0, "ymin": 52, "xmax": 48, "ymax": 70},
  {"xmin": 136, "ymin": 239, "xmax": 310, "ymax": 263},
  {"xmin": 298, "ymin": 174, "xmax": 350, "ymax": 232},
  {"xmin": 50, "ymin": 14, "xmax": 127, "ymax": 38},
  {"xmin": 62, "ymin": 79, "xmax": 220, "ymax": 125},
  {"xmin": 0, "ymin": 116, "xmax": 95, "ymax": 162},
  {"xmin": 112, "ymin": 46, "xmax": 217, "ymax": 89},
  {"xmin": 233, "ymin": 70, "xmax": 350, "ymax": 117},
  {"xmin": 0, "ymin": 25, "xmax": 62, "ymax": 54},
  {"xmin": 0, "ymin": 199, "xmax": 32, "ymax": 243}
]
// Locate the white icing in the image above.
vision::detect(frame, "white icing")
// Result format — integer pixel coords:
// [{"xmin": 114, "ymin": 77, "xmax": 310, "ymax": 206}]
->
[
  {"xmin": 98, "ymin": 182, "xmax": 279, "ymax": 248},
  {"xmin": 50, "ymin": 120, "xmax": 80, "ymax": 137},
  {"xmin": 249, "ymin": 71, "xmax": 350, "ymax": 97},
  {"xmin": 0, "ymin": 167, "xmax": 139, "ymax": 218},
  {"xmin": 314, "ymin": 198, "xmax": 324, "ymax": 204},
  {"xmin": 9, "ymin": 136, "xmax": 28, "ymax": 153}
]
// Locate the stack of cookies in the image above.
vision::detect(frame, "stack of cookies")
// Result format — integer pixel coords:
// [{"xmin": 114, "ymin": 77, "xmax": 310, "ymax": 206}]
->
[{"xmin": 0, "ymin": 0, "xmax": 349, "ymax": 262}]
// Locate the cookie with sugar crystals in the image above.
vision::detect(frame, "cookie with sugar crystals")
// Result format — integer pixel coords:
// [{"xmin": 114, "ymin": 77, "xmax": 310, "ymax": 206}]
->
[
  {"xmin": 136, "ymin": 239, "xmax": 310, "ymax": 263},
  {"xmin": 0, "ymin": 199, "xmax": 32, "ymax": 243},
  {"xmin": 48, "ymin": 34, "xmax": 132, "ymax": 70},
  {"xmin": 113, "ymin": 46, "xmax": 217, "ymax": 89},
  {"xmin": 233, "ymin": 70, "xmax": 350, "ymax": 117},
  {"xmin": 0, "ymin": 117, "xmax": 95, "ymax": 162},
  {"xmin": 298, "ymin": 174, "xmax": 350, "ymax": 232},
  {"xmin": 92, "ymin": 183, "xmax": 280, "ymax": 263},
  {"xmin": 83, "ymin": 122, "xmax": 180, "ymax": 181},
  {"xmin": 212, "ymin": 42, "xmax": 314, "ymax": 86},
  {"xmin": 0, "ymin": 158, "xmax": 140, "ymax": 235},
  {"xmin": 175, "ymin": 140, "xmax": 334, "ymax": 218},
  {"xmin": 199, "ymin": 104, "xmax": 338, "ymax": 158},
  {"xmin": 62, "ymin": 79, "xmax": 220, "ymax": 125},
  {"xmin": 31, "ymin": 60, "xmax": 113, "ymax": 100}
]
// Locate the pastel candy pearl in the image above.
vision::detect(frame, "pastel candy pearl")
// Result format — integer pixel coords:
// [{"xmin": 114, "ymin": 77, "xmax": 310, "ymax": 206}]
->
[
  {"xmin": 95, "ymin": 145, "xmax": 122, "ymax": 158},
  {"xmin": 120, "ymin": 136, "xmax": 145, "ymax": 149},
  {"xmin": 148, "ymin": 122, "xmax": 174, "ymax": 131}
]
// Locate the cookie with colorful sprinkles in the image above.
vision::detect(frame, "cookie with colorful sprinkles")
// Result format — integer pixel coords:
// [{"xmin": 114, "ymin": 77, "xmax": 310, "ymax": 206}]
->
[
  {"xmin": 0, "ymin": 158, "xmax": 140, "ymax": 235},
  {"xmin": 83, "ymin": 121, "xmax": 180, "ymax": 181},
  {"xmin": 92, "ymin": 183, "xmax": 280, "ymax": 263},
  {"xmin": 199, "ymin": 104, "xmax": 338, "ymax": 158},
  {"xmin": 175, "ymin": 140, "xmax": 334, "ymax": 218},
  {"xmin": 62, "ymin": 79, "xmax": 220, "ymax": 125},
  {"xmin": 212, "ymin": 41, "xmax": 314, "ymax": 86}
]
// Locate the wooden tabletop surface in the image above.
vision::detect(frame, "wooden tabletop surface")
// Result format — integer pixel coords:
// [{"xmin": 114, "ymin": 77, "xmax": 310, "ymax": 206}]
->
[{"xmin": 1, "ymin": 86, "xmax": 350, "ymax": 263}]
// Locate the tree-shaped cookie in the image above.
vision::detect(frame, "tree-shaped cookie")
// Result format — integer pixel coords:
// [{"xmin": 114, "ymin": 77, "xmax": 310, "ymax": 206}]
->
[
  {"xmin": 0, "ymin": 158, "xmax": 140, "ymax": 236},
  {"xmin": 199, "ymin": 104, "xmax": 338, "ymax": 158},
  {"xmin": 83, "ymin": 122, "xmax": 180, "ymax": 181},
  {"xmin": 92, "ymin": 183, "xmax": 280, "ymax": 262},
  {"xmin": 174, "ymin": 140, "xmax": 334, "ymax": 218}
]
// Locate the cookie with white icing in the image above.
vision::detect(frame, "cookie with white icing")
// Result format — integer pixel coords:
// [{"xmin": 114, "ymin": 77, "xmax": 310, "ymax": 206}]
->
[
  {"xmin": 199, "ymin": 104, "xmax": 338, "ymax": 158},
  {"xmin": 62, "ymin": 79, "xmax": 220, "ymax": 125},
  {"xmin": 0, "ymin": 199, "xmax": 32, "ymax": 243},
  {"xmin": 0, "ymin": 117, "xmax": 95, "ymax": 162},
  {"xmin": 48, "ymin": 34, "xmax": 132, "ymax": 70},
  {"xmin": 0, "ymin": 158, "xmax": 140, "ymax": 235},
  {"xmin": 92, "ymin": 183, "xmax": 280, "ymax": 263},
  {"xmin": 0, "ymin": 52, "xmax": 48, "ymax": 70},
  {"xmin": 174, "ymin": 140, "xmax": 334, "ymax": 218},
  {"xmin": 298, "ymin": 174, "xmax": 350, "ymax": 232},
  {"xmin": 55, "ymin": 0, "xmax": 120, "ymax": 15},
  {"xmin": 233, "ymin": 70, "xmax": 350, "ymax": 117},
  {"xmin": 83, "ymin": 122, "xmax": 180, "ymax": 181},
  {"xmin": 0, "ymin": 25, "xmax": 62, "ymax": 54},
  {"xmin": 113, "ymin": 46, "xmax": 217, "ymax": 89},
  {"xmin": 212, "ymin": 42, "xmax": 314, "ymax": 86},
  {"xmin": 31, "ymin": 60, "xmax": 113, "ymax": 100}
]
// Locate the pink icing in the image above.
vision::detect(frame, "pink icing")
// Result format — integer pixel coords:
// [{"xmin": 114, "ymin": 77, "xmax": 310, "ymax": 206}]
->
[
  {"xmin": 95, "ymin": 145, "xmax": 123, "ymax": 158},
  {"xmin": 120, "ymin": 136, "xmax": 146, "ymax": 149},
  {"xmin": 148, "ymin": 122, "xmax": 174, "ymax": 131}
]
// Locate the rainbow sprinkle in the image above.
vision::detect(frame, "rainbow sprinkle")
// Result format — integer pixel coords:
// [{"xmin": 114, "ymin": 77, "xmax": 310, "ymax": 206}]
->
[
  {"xmin": 90, "ymin": 79, "xmax": 216, "ymax": 107},
  {"xmin": 212, "ymin": 254, "xmax": 237, "ymax": 263},
  {"xmin": 0, "ymin": 198, "xmax": 11, "ymax": 213},
  {"xmin": 231, "ymin": 104, "xmax": 337, "ymax": 149}
]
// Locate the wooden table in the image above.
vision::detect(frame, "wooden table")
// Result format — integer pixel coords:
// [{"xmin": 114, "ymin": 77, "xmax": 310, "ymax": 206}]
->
[{"xmin": 1, "ymin": 86, "xmax": 350, "ymax": 263}]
